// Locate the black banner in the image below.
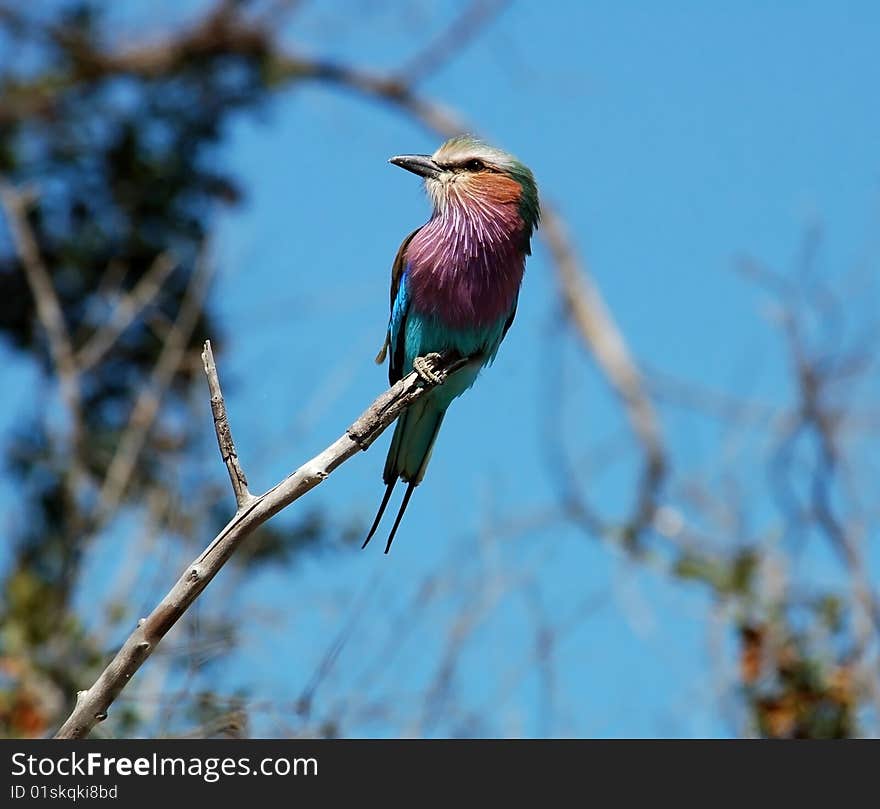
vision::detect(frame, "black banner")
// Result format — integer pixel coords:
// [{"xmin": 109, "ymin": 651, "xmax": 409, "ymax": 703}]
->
[{"xmin": 0, "ymin": 739, "xmax": 874, "ymax": 805}]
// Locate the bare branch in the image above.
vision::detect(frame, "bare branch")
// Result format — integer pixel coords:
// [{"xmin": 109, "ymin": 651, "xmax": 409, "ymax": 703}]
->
[
  {"xmin": 201, "ymin": 339, "xmax": 253, "ymax": 510},
  {"xmin": 53, "ymin": 349, "xmax": 469, "ymax": 738}
]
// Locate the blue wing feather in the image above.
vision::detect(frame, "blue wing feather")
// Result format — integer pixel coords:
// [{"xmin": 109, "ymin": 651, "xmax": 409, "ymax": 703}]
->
[{"xmin": 388, "ymin": 268, "xmax": 410, "ymax": 384}]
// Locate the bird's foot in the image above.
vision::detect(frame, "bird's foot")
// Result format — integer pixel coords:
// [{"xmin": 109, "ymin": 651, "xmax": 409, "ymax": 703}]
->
[{"xmin": 412, "ymin": 353, "xmax": 444, "ymax": 386}]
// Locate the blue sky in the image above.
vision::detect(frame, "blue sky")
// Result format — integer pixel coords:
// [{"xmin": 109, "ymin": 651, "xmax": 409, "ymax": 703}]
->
[{"xmin": 5, "ymin": 1, "xmax": 880, "ymax": 737}]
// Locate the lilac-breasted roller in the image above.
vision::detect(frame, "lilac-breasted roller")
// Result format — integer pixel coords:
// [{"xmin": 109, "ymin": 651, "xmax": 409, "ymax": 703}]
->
[{"xmin": 364, "ymin": 136, "xmax": 540, "ymax": 553}]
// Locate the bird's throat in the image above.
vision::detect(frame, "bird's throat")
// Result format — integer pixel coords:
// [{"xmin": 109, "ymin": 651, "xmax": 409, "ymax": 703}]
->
[{"xmin": 405, "ymin": 192, "xmax": 527, "ymax": 329}]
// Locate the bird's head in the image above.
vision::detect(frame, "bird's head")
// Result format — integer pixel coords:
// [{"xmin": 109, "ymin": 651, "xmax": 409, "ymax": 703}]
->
[{"xmin": 389, "ymin": 136, "xmax": 540, "ymax": 239}]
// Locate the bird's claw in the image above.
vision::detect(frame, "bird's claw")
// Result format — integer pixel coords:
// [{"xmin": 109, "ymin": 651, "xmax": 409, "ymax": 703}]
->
[{"xmin": 412, "ymin": 354, "xmax": 443, "ymax": 386}]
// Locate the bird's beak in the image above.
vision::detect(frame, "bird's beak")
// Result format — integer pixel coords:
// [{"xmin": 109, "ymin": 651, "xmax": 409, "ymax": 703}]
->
[{"xmin": 388, "ymin": 154, "xmax": 443, "ymax": 180}]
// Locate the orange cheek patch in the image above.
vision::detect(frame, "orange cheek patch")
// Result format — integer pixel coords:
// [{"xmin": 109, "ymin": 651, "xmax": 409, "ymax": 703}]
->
[{"xmin": 479, "ymin": 173, "xmax": 522, "ymax": 205}]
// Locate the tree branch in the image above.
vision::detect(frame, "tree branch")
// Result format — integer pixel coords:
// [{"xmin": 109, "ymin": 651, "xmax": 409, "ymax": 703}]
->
[
  {"xmin": 201, "ymin": 339, "xmax": 253, "ymax": 510},
  {"xmin": 53, "ymin": 349, "xmax": 468, "ymax": 738}
]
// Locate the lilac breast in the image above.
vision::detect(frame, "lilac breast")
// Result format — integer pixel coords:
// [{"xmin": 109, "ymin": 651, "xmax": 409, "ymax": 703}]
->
[{"xmin": 405, "ymin": 197, "xmax": 527, "ymax": 330}]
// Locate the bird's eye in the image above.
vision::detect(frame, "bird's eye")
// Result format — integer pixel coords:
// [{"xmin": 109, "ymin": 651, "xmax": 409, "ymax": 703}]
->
[{"xmin": 463, "ymin": 159, "xmax": 484, "ymax": 171}]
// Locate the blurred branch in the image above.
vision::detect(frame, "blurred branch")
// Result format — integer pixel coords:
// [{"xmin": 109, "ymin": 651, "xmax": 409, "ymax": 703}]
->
[
  {"xmin": 644, "ymin": 364, "xmax": 786, "ymax": 427},
  {"xmin": 539, "ymin": 213, "xmax": 666, "ymax": 541},
  {"xmin": 76, "ymin": 252, "xmax": 178, "ymax": 372},
  {"xmin": 751, "ymin": 238, "xmax": 880, "ymax": 637},
  {"xmin": 54, "ymin": 349, "xmax": 469, "ymax": 738},
  {"xmin": 95, "ymin": 249, "xmax": 213, "ymax": 521},
  {"xmin": 396, "ymin": 0, "xmax": 511, "ymax": 85},
  {"xmin": 294, "ymin": 570, "xmax": 383, "ymax": 719},
  {"xmin": 0, "ymin": 180, "xmax": 82, "ymax": 429},
  {"xmin": 52, "ymin": 1, "xmax": 269, "ymax": 79}
]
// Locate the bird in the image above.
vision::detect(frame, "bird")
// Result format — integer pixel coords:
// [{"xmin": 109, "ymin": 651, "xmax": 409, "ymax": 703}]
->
[{"xmin": 363, "ymin": 135, "xmax": 540, "ymax": 554}]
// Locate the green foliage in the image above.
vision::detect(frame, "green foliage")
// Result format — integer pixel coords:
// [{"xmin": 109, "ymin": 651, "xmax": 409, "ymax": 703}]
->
[{"xmin": 673, "ymin": 548, "xmax": 758, "ymax": 596}]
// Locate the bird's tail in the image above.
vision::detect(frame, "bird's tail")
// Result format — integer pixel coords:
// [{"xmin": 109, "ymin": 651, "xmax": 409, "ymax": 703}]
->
[
  {"xmin": 383, "ymin": 395, "xmax": 446, "ymax": 486},
  {"xmin": 363, "ymin": 395, "xmax": 447, "ymax": 554}
]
